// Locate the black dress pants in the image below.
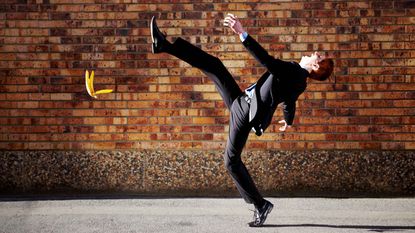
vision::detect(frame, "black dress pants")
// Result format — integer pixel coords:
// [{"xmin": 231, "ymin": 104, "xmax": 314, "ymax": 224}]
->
[{"xmin": 166, "ymin": 38, "xmax": 264, "ymax": 207}]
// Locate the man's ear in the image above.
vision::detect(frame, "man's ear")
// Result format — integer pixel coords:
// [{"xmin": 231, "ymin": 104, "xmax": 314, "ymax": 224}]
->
[{"xmin": 312, "ymin": 62, "xmax": 319, "ymax": 71}]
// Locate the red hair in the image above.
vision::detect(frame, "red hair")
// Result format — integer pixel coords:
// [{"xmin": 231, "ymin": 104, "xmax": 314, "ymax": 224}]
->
[{"xmin": 309, "ymin": 58, "xmax": 334, "ymax": 81}]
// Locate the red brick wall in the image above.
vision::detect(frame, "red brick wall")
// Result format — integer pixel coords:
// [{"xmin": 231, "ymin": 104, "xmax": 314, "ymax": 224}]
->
[{"xmin": 0, "ymin": 0, "xmax": 414, "ymax": 151}]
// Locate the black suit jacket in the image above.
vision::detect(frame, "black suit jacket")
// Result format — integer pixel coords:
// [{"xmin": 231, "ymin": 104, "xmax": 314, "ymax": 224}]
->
[{"xmin": 242, "ymin": 35, "xmax": 309, "ymax": 135}]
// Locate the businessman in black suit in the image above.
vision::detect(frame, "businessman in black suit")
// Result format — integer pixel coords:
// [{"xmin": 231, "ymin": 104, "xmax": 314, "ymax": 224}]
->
[{"xmin": 150, "ymin": 14, "xmax": 334, "ymax": 227}]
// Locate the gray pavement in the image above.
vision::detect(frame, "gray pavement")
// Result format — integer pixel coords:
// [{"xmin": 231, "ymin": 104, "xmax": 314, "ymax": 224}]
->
[{"xmin": 0, "ymin": 197, "xmax": 414, "ymax": 233}]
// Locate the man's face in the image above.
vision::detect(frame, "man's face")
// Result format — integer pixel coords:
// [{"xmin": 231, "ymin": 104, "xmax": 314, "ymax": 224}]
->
[
  {"xmin": 301, "ymin": 52, "xmax": 322, "ymax": 64},
  {"xmin": 300, "ymin": 52, "xmax": 324, "ymax": 70}
]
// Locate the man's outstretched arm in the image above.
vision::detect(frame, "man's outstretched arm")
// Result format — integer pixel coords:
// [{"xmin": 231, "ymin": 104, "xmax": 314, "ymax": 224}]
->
[{"xmin": 224, "ymin": 13, "xmax": 291, "ymax": 74}]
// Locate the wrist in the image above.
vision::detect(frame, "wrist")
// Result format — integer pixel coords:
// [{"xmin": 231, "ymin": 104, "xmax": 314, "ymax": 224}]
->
[
  {"xmin": 239, "ymin": 31, "xmax": 248, "ymax": 42},
  {"xmin": 238, "ymin": 30, "xmax": 246, "ymax": 35}
]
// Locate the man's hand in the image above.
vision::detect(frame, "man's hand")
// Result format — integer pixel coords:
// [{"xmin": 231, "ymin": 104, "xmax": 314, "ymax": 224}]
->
[
  {"xmin": 278, "ymin": 120, "xmax": 292, "ymax": 132},
  {"xmin": 223, "ymin": 13, "xmax": 245, "ymax": 35}
]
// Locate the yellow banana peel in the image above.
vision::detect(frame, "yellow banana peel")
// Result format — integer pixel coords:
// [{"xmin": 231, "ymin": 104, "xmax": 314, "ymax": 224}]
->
[{"xmin": 85, "ymin": 70, "xmax": 113, "ymax": 99}]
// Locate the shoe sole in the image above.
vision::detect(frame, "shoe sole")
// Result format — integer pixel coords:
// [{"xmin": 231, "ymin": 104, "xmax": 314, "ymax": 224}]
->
[
  {"xmin": 150, "ymin": 16, "xmax": 156, "ymax": 54},
  {"xmin": 151, "ymin": 43, "xmax": 156, "ymax": 54},
  {"xmin": 150, "ymin": 16, "xmax": 155, "ymax": 43}
]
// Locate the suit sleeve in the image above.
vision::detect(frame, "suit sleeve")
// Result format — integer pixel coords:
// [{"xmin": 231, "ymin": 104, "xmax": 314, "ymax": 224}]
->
[
  {"xmin": 242, "ymin": 35, "xmax": 290, "ymax": 75},
  {"xmin": 282, "ymin": 100, "xmax": 296, "ymax": 125}
]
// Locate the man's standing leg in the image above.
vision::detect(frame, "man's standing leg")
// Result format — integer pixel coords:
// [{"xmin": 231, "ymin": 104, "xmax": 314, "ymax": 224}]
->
[
  {"xmin": 224, "ymin": 97, "xmax": 264, "ymax": 206},
  {"xmin": 225, "ymin": 97, "xmax": 273, "ymax": 227}
]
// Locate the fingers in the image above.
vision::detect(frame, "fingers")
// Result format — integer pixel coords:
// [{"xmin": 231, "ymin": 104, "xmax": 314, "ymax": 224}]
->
[
  {"xmin": 227, "ymin": 13, "xmax": 237, "ymax": 20},
  {"xmin": 224, "ymin": 13, "xmax": 245, "ymax": 35},
  {"xmin": 223, "ymin": 17, "xmax": 236, "ymax": 27},
  {"xmin": 223, "ymin": 13, "xmax": 238, "ymax": 27},
  {"xmin": 278, "ymin": 119, "xmax": 287, "ymax": 131},
  {"xmin": 279, "ymin": 124, "xmax": 290, "ymax": 132}
]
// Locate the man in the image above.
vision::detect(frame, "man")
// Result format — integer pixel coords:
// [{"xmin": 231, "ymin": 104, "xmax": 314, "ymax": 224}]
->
[{"xmin": 150, "ymin": 14, "xmax": 334, "ymax": 227}]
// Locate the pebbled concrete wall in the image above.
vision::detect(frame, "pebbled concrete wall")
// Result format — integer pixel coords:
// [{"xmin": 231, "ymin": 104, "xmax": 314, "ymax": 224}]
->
[{"xmin": 1, "ymin": 150, "xmax": 413, "ymax": 197}]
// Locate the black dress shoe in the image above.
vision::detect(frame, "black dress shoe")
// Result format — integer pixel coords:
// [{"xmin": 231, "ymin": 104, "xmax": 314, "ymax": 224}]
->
[
  {"xmin": 248, "ymin": 199, "xmax": 273, "ymax": 227},
  {"xmin": 150, "ymin": 16, "xmax": 169, "ymax": 54}
]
